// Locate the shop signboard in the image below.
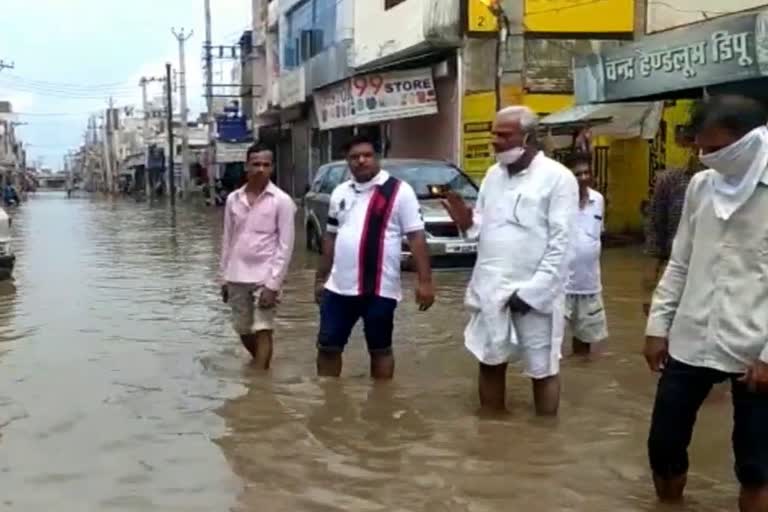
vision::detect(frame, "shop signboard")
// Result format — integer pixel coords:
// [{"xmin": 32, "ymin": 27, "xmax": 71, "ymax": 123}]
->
[
  {"xmin": 314, "ymin": 68, "xmax": 438, "ymax": 130},
  {"xmin": 467, "ymin": 0, "xmax": 499, "ymax": 35},
  {"xmin": 574, "ymin": 9, "xmax": 768, "ymax": 104},
  {"xmin": 461, "ymin": 91, "xmax": 496, "ymax": 180},
  {"xmin": 279, "ymin": 67, "xmax": 307, "ymax": 108},
  {"xmin": 215, "ymin": 142, "xmax": 251, "ymax": 164},
  {"xmin": 525, "ymin": 0, "xmax": 634, "ymax": 34}
]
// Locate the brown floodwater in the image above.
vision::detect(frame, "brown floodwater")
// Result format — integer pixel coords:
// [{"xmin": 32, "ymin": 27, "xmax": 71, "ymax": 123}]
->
[{"xmin": 0, "ymin": 192, "xmax": 736, "ymax": 511}]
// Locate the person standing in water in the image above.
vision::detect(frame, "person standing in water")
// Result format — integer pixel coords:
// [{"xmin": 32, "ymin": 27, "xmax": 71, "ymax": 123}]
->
[
  {"xmin": 443, "ymin": 106, "xmax": 578, "ymax": 415},
  {"xmin": 220, "ymin": 143, "xmax": 296, "ymax": 368},
  {"xmin": 645, "ymin": 95, "xmax": 768, "ymax": 511},
  {"xmin": 564, "ymin": 152, "xmax": 608, "ymax": 356},
  {"xmin": 314, "ymin": 134, "xmax": 435, "ymax": 380}
]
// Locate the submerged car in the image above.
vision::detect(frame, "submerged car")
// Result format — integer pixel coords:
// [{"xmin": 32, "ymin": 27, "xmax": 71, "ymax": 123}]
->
[
  {"xmin": 0, "ymin": 208, "xmax": 15, "ymax": 280},
  {"xmin": 304, "ymin": 159, "xmax": 479, "ymax": 264}
]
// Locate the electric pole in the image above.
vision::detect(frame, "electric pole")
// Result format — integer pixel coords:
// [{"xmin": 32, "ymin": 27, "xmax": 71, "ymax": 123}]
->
[
  {"xmin": 172, "ymin": 27, "xmax": 194, "ymax": 197},
  {"xmin": 140, "ymin": 75, "xmax": 164, "ymax": 199},
  {"xmin": 204, "ymin": 0, "xmax": 217, "ymax": 205},
  {"xmin": 165, "ymin": 63, "xmax": 177, "ymax": 206},
  {"xmin": 103, "ymin": 98, "xmax": 115, "ymax": 194}
]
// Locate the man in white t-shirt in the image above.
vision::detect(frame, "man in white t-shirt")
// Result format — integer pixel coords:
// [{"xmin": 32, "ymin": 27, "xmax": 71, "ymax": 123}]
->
[
  {"xmin": 563, "ymin": 152, "xmax": 608, "ymax": 356},
  {"xmin": 314, "ymin": 134, "xmax": 435, "ymax": 380}
]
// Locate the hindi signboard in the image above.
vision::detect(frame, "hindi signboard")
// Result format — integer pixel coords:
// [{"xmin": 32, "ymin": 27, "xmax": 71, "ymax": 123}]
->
[
  {"xmin": 314, "ymin": 68, "xmax": 438, "ymax": 130},
  {"xmin": 574, "ymin": 9, "xmax": 768, "ymax": 104}
]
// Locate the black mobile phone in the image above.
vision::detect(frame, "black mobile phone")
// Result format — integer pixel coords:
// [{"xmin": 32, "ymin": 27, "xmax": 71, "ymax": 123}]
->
[{"xmin": 428, "ymin": 184, "xmax": 450, "ymax": 198}]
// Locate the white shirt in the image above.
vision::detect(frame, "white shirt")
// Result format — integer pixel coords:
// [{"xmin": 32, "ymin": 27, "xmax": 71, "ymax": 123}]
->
[
  {"xmin": 325, "ymin": 170, "xmax": 424, "ymax": 301},
  {"xmin": 647, "ymin": 168, "xmax": 768, "ymax": 372},
  {"xmin": 465, "ymin": 153, "xmax": 579, "ymax": 314},
  {"xmin": 565, "ymin": 188, "xmax": 604, "ymax": 295}
]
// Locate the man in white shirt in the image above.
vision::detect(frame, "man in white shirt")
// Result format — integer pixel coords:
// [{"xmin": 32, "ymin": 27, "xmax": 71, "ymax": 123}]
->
[
  {"xmin": 443, "ymin": 106, "xmax": 578, "ymax": 416},
  {"xmin": 645, "ymin": 95, "xmax": 768, "ymax": 511},
  {"xmin": 564, "ymin": 152, "xmax": 608, "ymax": 356},
  {"xmin": 314, "ymin": 134, "xmax": 435, "ymax": 380}
]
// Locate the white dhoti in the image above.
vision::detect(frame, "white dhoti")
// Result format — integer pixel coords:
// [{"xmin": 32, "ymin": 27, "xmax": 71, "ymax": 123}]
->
[{"xmin": 464, "ymin": 268, "xmax": 565, "ymax": 379}]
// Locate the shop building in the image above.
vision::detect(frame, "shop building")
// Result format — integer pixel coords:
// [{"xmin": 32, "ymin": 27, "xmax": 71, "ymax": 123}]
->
[{"xmin": 567, "ymin": 4, "xmax": 768, "ymax": 234}]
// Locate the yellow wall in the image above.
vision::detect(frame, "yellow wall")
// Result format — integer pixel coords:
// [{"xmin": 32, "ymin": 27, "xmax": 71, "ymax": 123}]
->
[
  {"xmin": 522, "ymin": 94, "xmax": 574, "ymax": 116},
  {"xmin": 661, "ymin": 99, "xmax": 696, "ymax": 171},
  {"xmin": 524, "ymin": 0, "xmax": 634, "ymax": 34},
  {"xmin": 588, "ymin": 101, "xmax": 696, "ymax": 235},
  {"xmin": 603, "ymin": 138, "xmax": 649, "ymax": 234}
]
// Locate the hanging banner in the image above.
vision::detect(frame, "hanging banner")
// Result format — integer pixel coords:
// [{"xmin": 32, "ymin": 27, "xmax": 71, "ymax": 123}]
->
[
  {"xmin": 314, "ymin": 68, "xmax": 438, "ymax": 130},
  {"xmin": 574, "ymin": 8, "xmax": 768, "ymax": 104}
]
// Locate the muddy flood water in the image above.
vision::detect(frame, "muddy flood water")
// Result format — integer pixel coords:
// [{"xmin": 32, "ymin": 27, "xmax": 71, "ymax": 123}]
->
[{"xmin": 0, "ymin": 192, "xmax": 737, "ymax": 511}]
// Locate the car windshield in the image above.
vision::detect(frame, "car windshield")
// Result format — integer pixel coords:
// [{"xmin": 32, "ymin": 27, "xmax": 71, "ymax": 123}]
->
[{"xmin": 386, "ymin": 163, "xmax": 478, "ymax": 200}]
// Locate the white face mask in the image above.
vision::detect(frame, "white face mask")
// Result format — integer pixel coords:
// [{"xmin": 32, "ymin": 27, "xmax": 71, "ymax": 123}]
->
[
  {"xmin": 699, "ymin": 128, "xmax": 765, "ymax": 181},
  {"xmin": 495, "ymin": 135, "xmax": 529, "ymax": 166},
  {"xmin": 700, "ymin": 126, "xmax": 768, "ymax": 220}
]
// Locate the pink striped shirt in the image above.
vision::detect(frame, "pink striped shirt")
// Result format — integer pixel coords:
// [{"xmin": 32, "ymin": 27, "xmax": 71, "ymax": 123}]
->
[{"xmin": 220, "ymin": 183, "xmax": 296, "ymax": 290}]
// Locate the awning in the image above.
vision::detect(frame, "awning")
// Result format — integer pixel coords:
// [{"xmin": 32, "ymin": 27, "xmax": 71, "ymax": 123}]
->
[
  {"xmin": 540, "ymin": 102, "xmax": 664, "ymax": 139},
  {"xmin": 573, "ymin": 8, "xmax": 768, "ymax": 104}
]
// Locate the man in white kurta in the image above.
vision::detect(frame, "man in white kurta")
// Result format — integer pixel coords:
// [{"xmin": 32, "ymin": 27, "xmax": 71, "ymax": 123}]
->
[{"xmin": 444, "ymin": 107, "xmax": 578, "ymax": 415}]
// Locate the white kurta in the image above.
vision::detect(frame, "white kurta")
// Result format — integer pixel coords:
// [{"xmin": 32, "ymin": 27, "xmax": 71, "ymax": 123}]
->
[{"xmin": 464, "ymin": 153, "xmax": 579, "ymax": 367}]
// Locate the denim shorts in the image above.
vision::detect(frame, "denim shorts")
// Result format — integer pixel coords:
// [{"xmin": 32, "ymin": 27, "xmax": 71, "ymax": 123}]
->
[{"xmin": 317, "ymin": 290, "xmax": 397, "ymax": 355}]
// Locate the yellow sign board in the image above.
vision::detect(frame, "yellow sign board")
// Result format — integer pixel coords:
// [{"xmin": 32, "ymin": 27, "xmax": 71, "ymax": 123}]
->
[
  {"xmin": 467, "ymin": 0, "xmax": 499, "ymax": 34},
  {"xmin": 524, "ymin": 0, "xmax": 634, "ymax": 34},
  {"xmin": 461, "ymin": 86, "xmax": 523, "ymax": 179},
  {"xmin": 462, "ymin": 92, "xmax": 495, "ymax": 179}
]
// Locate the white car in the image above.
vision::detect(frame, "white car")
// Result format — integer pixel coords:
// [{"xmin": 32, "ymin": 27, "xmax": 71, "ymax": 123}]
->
[{"xmin": 0, "ymin": 208, "xmax": 15, "ymax": 280}]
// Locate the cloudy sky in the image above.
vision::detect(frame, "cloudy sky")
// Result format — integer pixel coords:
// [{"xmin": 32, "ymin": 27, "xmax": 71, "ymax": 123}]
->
[{"xmin": 0, "ymin": 0, "xmax": 252, "ymax": 169}]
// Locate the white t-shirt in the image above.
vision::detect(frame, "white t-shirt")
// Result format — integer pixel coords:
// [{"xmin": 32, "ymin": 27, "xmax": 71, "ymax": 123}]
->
[
  {"xmin": 325, "ymin": 170, "xmax": 424, "ymax": 301},
  {"xmin": 566, "ymin": 188, "xmax": 604, "ymax": 295}
]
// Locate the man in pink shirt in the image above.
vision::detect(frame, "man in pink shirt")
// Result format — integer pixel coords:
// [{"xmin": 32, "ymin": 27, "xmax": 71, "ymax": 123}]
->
[{"xmin": 220, "ymin": 143, "xmax": 296, "ymax": 368}]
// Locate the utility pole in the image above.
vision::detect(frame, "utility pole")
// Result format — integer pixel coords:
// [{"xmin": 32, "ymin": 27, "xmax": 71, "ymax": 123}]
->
[
  {"xmin": 165, "ymin": 63, "xmax": 176, "ymax": 206},
  {"xmin": 172, "ymin": 27, "xmax": 194, "ymax": 197},
  {"xmin": 140, "ymin": 75, "xmax": 165, "ymax": 199},
  {"xmin": 204, "ymin": 0, "xmax": 217, "ymax": 205},
  {"xmin": 102, "ymin": 100, "xmax": 115, "ymax": 194}
]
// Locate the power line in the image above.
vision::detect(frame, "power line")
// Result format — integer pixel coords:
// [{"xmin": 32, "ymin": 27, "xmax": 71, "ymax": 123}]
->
[{"xmin": 0, "ymin": 73, "xmax": 135, "ymax": 91}]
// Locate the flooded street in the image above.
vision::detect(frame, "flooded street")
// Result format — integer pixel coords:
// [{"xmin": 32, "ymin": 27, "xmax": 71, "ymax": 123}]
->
[{"xmin": 0, "ymin": 192, "xmax": 737, "ymax": 511}]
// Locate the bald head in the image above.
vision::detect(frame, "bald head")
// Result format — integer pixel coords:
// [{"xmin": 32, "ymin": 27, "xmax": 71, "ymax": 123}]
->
[
  {"xmin": 492, "ymin": 106, "xmax": 539, "ymax": 161},
  {"xmin": 496, "ymin": 106, "xmax": 539, "ymax": 132}
]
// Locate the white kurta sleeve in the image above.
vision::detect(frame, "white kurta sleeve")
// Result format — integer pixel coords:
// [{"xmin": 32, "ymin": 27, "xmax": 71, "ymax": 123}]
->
[{"xmin": 517, "ymin": 172, "xmax": 579, "ymax": 313}]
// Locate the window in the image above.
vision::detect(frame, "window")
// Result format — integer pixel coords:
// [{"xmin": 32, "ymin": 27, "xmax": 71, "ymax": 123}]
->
[
  {"xmin": 388, "ymin": 163, "xmax": 478, "ymax": 200},
  {"xmin": 319, "ymin": 165, "xmax": 347, "ymax": 194},
  {"xmin": 282, "ymin": 0, "xmax": 337, "ymax": 69},
  {"xmin": 311, "ymin": 167, "xmax": 328, "ymax": 193},
  {"xmin": 385, "ymin": 0, "xmax": 407, "ymax": 9}
]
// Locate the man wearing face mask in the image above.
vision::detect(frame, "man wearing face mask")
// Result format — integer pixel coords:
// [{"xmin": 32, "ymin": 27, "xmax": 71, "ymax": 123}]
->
[
  {"xmin": 645, "ymin": 95, "xmax": 768, "ymax": 511},
  {"xmin": 443, "ymin": 106, "xmax": 578, "ymax": 416}
]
